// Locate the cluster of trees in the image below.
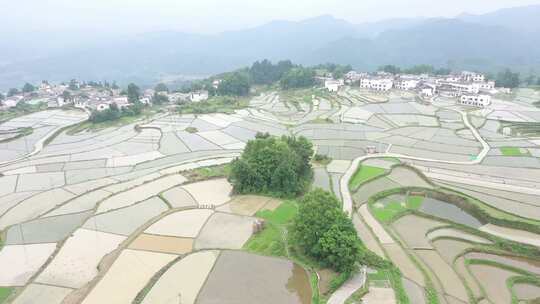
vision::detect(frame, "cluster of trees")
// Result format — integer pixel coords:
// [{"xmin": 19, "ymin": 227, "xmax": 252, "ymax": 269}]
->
[
  {"xmin": 217, "ymin": 72, "xmax": 250, "ymax": 96},
  {"xmin": 229, "ymin": 133, "xmax": 313, "ymax": 196},
  {"xmin": 314, "ymin": 63, "xmax": 353, "ymax": 79},
  {"xmin": 378, "ymin": 64, "xmax": 451, "ymax": 75},
  {"xmin": 495, "ymin": 69, "xmax": 521, "ymax": 88},
  {"xmin": 248, "ymin": 60, "xmax": 294, "ymax": 85},
  {"xmin": 89, "ymin": 102, "xmax": 143, "ymax": 123},
  {"xmin": 280, "ymin": 67, "xmax": 316, "ymax": 90},
  {"xmin": 291, "ymin": 189, "xmax": 362, "ymax": 273}
]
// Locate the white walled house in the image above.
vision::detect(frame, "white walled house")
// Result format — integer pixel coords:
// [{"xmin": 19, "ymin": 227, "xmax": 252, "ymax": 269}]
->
[
  {"xmin": 395, "ymin": 79, "xmax": 419, "ymax": 90},
  {"xmin": 360, "ymin": 78, "xmax": 393, "ymax": 91},
  {"xmin": 190, "ymin": 90, "xmax": 209, "ymax": 102},
  {"xmin": 459, "ymin": 94, "xmax": 491, "ymax": 107},
  {"xmin": 325, "ymin": 80, "xmax": 342, "ymax": 92}
]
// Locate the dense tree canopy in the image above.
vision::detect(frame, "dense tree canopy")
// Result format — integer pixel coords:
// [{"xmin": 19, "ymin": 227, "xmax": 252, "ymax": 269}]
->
[
  {"xmin": 7, "ymin": 88, "xmax": 19, "ymax": 97},
  {"xmin": 378, "ymin": 64, "xmax": 450, "ymax": 76},
  {"xmin": 22, "ymin": 83, "xmax": 36, "ymax": 93},
  {"xmin": 218, "ymin": 72, "xmax": 250, "ymax": 96},
  {"xmin": 249, "ymin": 59, "xmax": 294, "ymax": 85},
  {"xmin": 280, "ymin": 67, "xmax": 316, "ymax": 89},
  {"xmin": 229, "ymin": 133, "xmax": 313, "ymax": 196},
  {"xmin": 291, "ymin": 189, "xmax": 362, "ymax": 273},
  {"xmin": 154, "ymin": 83, "xmax": 169, "ymax": 93},
  {"xmin": 127, "ymin": 83, "xmax": 141, "ymax": 103},
  {"xmin": 496, "ymin": 69, "xmax": 521, "ymax": 88},
  {"xmin": 152, "ymin": 92, "xmax": 169, "ymax": 104}
]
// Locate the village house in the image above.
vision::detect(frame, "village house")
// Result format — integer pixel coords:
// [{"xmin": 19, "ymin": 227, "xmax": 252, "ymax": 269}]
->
[
  {"xmin": 325, "ymin": 79, "xmax": 343, "ymax": 92},
  {"xmin": 459, "ymin": 94, "xmax": 492, "ymax": 107},
  {"xmin": 190, "ymin": 90, "xmax": 209, "ymax": 102},
  {"xmin": 360, "ymin": 77, "xmax": 394, "ymax": 91}
]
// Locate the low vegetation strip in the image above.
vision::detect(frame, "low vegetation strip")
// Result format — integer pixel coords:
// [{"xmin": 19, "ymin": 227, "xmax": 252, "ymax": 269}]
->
[
  {"xmin": 349, "ymin": 165, "xmax": 387, "ymax": 190},
  {"xmin": 500, "ymin": 146, "xmax": 529, "ymax": 156}
]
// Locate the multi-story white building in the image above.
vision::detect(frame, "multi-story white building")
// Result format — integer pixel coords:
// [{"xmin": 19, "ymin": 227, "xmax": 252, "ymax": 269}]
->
[
  {"xmin": 360, "ymin": 77, "xmax": 393, "ymax": 91},
  {"xmin": 461, "ymin": 71, "xmax": 485, "ymax": 82},
  {"xmin": 395, "ymin": 79, "xmax": 420, "ymax": 90},
  {"xmin": 459, "ymin": 94, "xmax": 491, "ymax": 107}
]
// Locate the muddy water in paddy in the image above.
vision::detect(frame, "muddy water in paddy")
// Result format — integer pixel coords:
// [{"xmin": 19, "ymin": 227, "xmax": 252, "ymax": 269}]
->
[
  {"xmin": 197, "ymin": 250, "xmax": 312, "ymax": 304},
  {"xmin": 420, "ymin": 197, "xmax": 482, "ymax": 228}
]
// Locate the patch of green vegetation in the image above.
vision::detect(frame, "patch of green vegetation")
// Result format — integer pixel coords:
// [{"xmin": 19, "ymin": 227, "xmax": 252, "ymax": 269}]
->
[
  {"xmin": 349, "ymin": 165, "xmax": 387, "ymax": 190},
  {"xmin": 313, "ymin": 154, "xmax": 332, "ymax": 166},
  {"xmin": 182, "ymin": 164, "xmax": 231, "ymax": 182},
  {"xmin": 0, "ymin": 102, "xmax": 48, "ymax": 123},
  {"xmin": 177, "ymin": 96, "xmax": 249, "ymax": 114},
  {"xmin": 500, "ymin": 146, "xmax": 529, "ymax": 156},
  {"xmin": 0, "ymin": 127, "xmax": 33, "ymax": 144},
  {"xmin": 0, "ymin": 287, "xmax": 12, "ymax": 304},
  {"xmin": 371, "ymin": 195, "xmax": 424, "ymax": 223},
  {"xmin": 244, "ymin": 201, "xmax": 298, "ymax": 257},
  {"xmin": 230, "ymin": 134, "xmax": 313, "ymax": 197},
  {"xmin": 185, "ymin": 126, "xmax": 198, "ymax": 133}
]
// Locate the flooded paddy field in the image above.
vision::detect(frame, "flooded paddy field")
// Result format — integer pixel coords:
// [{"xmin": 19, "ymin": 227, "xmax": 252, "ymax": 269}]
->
[
  {"xmin": 1, "ymin": 88, "xmax": 540, "ymax": 304},
  {"xmin": 196, "ymin": 250, "xmax": 312, "ymax": 304}
]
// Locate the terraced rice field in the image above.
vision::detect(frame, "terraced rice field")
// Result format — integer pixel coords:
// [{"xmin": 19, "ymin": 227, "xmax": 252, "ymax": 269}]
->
[{"xmin": 1, "ymin": 88, "xmax": 540, "ymax": 304}]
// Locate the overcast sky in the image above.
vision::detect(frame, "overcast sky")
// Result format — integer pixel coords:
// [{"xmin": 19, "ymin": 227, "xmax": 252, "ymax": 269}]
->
[{"xmin": 4, "ymin": 0, "xmax": 540, "ymax": 34}]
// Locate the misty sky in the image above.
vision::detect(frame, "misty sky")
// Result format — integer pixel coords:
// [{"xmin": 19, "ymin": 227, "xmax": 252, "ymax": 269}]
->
[{"xmin": 4, "ymin": 0, "xmax": 540, "ymax": 34}]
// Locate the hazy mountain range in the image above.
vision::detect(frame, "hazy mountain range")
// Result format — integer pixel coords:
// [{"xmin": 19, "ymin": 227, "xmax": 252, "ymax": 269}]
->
[{"xmin": 1, "ymin": 5, "xmax": 540, "ymax": 90}]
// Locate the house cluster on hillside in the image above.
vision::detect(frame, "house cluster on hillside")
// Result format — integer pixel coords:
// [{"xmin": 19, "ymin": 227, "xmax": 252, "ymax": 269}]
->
[
  {"xmin": 1, "ymin": 80, "xmax": 210, "ymax": 112},
  {"xmin": 335, "ymin": 70, "xmax": 503, "ymax": 108}
]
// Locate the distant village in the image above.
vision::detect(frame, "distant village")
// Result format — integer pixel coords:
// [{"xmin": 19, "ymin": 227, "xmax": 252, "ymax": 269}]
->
[
  {"xmin": 0, "ymin": 69, "xmax": 509, "ymax": 114},
  {"xmin": 325, "ymin": 70, "xmax": 510, "ymax": 108}
]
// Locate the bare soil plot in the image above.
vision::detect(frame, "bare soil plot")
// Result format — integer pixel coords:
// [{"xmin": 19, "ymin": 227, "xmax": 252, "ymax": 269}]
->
[
  {"xmin": 0, "ymin": 243, "xmax": 57, "ymax": 286},
  {"xmin": 141, "ymin": 250, "xmax": 219, "ymax": 304},
  {"xmin": 145, "ymin": 209, "xmax": 214, "ymax": 238},
  {"xmin": 161, "ymin": 186, "xmax": 197, "ymax": 208},
  {"xmin": 391, "ymin": 215, "xmax": 443, "ymax": 249},
  {"xmin": 383, "ymin": 243, "xmax": 425, "ymax": 286},
  {"xmin": 11, "ymin": 283, "xmax": 73, "ymax": 304},
  {"xmin": 36, "ymin": 228, "xmax": 126, "ymax": 289},
  {"xmin": 197, "ymin": 250, "xmax": 311, "ymax": 304},
  {"xmin": 469, "ymin": 264, "xmax": 516, "ymax": 304},
  {"xmin": 415, "ymin": 250, "xmax": 469, "ymax": 302},
  {"xmin": 0, "ymin": 191, "xmax": 36, "ymax": 217},
  {"xmin": 81, "ymin": 249, "xmax": 177, "ymax": 304},
  {"xmin": 0, "ymin": 175, "xmax": 17, "ymax": 196},
  {"xmin": 182, "ymin": 178, "xmax": 232, "ymax": 206},
  {"xmin": 327, "ymin": 160, "xmax": 352, "ymax": 173},
  {"xmin": 195, "ymin": 212, "xmax": 255, "ymax": 250},
  {"xmin": 129, "ymin": 234, "xmax": 193, "ymax": 254},
  {"xmin": 216, "ymin": 195, "xmax": 272, "ymax": 216}
]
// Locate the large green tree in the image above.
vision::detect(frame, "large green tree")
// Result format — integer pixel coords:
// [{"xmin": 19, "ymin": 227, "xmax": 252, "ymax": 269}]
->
[
  {"xmin": 280, "ymin": 67, "xmax": 315, "ymax": 89},
  {"xmin": 218, "ymin": 72, "xmax": 250, "ymax": 96},
  {"xmin": 496, "ymin": 69, "xmax": 520, "ymax": 88},
  {"xmin": 291, "ymin": 189, "xmax": 362, "ymax": 273},
  {"xmin": 127, "ymin": 83, "xmax": 141, "ymax": 103},
  {"xmin": 22, "ymin": 83, "xmax": 35, "ymax": 93},
  {"xmin": 229, "ymin": 133, "xmax": 313, "ymax": 196}
]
